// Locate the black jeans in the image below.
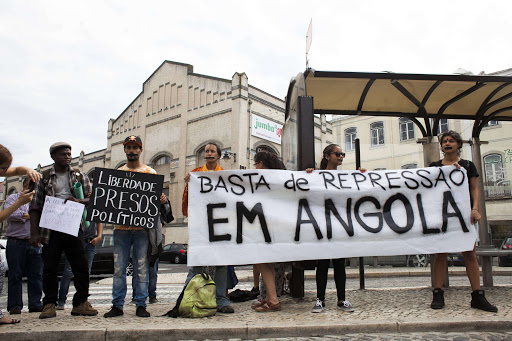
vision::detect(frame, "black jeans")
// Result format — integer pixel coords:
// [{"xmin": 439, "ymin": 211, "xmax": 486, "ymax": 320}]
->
[
  {"xmin": 41, "ymin": 231, "xmax": 89, "ymax": 307},
  {"xmin": 316, "ymin": 258, "xmax": 346, "ymax": 302}
]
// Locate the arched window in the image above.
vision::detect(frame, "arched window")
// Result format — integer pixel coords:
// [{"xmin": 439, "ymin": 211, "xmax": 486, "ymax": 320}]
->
[
  {"xmin": 87, "ymin": 168, "xmax": 95, "ymax": 183},
  {"xmin": 370, "ymin": 121, "xmax": 385, "ymax": 146},
  {"xmin": 197, "ymin": 147, "xmax": 206, "ymax": 164},
  {"xmin": 344, "ymin": 127, "xmax": 357, "ymax": 151},
  {"xmin": 402, "ymin": 163, "xmax": 417, "ymax": 169},
  {"xmin": 484, "ymin": 154, "xmax": 506, "ymax": 186},
  {"xmin": 399, "ymin": 118, "xmax": 415, "ymax": 141},
  {"xmin": 255, "ymin": 145, "xmax": 277, "ymax": 155},
  {"xmin": 153, "ymin": 155, "xmax": 171, "ymax": 166},
  {"xmin": 114, "ymin": 162, "xmax": 127, "ymax": 169}
]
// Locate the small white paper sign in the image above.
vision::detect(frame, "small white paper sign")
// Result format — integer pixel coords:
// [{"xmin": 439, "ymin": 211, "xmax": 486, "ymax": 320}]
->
[{"xmin": 40, "ymin": 196, "xmax": 85, "ymax": 236}]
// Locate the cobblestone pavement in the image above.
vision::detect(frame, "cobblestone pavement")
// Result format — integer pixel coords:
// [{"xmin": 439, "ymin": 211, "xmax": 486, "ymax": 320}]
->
[
  {"xmin": 1, "ymin": 285, "xmax": 510, "ymax": 337},
  {"xmin": 3, "ymin": 274, "xmax": 511, "ymax": 309},
  {"xmin": 1, "ymin": 267, "xmax": 511, "ymax": 340},
  {"xmin": 197, "ymin": 332, "xmax": 512, "ymax": 340}
]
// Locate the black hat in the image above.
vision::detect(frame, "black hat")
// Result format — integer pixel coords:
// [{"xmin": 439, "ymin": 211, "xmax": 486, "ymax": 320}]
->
[
  {"xmin": 49, "ymin": 142, "xmax": 72, "ymax": 154},
  {"xmin": 123, "ymin": 135, "xmax": 142, "ymax": 148}
]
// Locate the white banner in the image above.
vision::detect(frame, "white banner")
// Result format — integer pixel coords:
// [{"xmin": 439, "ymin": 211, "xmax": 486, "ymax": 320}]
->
[
  {"xmin": 40, "ymin": 196, "xmax": 85, "ymax": 236},
  {"xmin": 187, "ymin": 167, "xmax": 477, "ymax": 266},
  {"xmin": 251, "ymin": 114, "xmax": 283, "ymax": 145}
]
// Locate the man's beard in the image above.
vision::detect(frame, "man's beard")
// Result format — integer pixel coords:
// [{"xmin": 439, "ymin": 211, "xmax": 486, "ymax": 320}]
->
[{"xmin": 127, "ymin": 153, "xmax": 139, "ymax": 161}]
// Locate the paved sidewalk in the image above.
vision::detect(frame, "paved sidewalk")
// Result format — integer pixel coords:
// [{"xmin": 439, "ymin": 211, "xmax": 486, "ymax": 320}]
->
[
  {"xmin": 95, "ymin": 266, "xmax": 512, "ymax": 285},
  {"xmin": 2, "ymin": 281, "xmax": 511, "ymax": 340}
]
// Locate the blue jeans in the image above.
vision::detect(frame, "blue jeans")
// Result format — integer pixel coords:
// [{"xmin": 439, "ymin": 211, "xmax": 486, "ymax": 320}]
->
[
  {"xmin": 184, "ymin": 266, "xmax": 230, "ymax": 308},
  {"xmin": 6, "ymin": 238, "xmax": 43, "ymax": 311},
  {"xmin": 58, "ymin": 241, "xmax": 96, "ymax": 306},
  {"xmin": 132, "ymin": 259, "xmax": 159, "ymax": 299},
  {"xmin": 0, "ymin": 253, "xmax": 5, "ymax": 318},
  {"xmin": 112, "ymin": 229, "xmax": 149, "ymax": 309}
]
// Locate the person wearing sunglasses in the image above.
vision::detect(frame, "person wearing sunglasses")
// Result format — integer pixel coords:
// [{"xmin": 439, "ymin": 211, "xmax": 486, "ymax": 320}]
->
[{"xmin": 306, "ymin": 144, "xmax": 364, "ymax": 313}]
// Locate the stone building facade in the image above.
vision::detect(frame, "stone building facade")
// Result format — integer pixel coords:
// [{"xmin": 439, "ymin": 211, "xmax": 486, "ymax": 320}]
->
[{"xmin": 1, "ymin": 60, "xmax": 333, "ymax": 243}]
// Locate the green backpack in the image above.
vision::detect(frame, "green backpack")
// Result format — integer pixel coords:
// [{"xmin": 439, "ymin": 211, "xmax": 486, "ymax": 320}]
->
[{"xmin": 178, "ymin": 273, "xmax": 217, "ymax": 318}]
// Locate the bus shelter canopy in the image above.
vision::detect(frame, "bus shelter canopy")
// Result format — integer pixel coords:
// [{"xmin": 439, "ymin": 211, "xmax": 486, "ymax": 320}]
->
[{"xmin": 303, "ymin": 70, "xmax": 512, "ymax": 137}]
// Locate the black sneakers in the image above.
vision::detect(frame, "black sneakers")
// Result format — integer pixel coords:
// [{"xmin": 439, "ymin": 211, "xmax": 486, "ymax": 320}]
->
[
  {"xmin": 104, "ymin": 306, "xmax": 124, "ymax": 318},
  {"xmin": 136, "ymin": 306, "xmax": 151, "ymax": 317},
  {"xmin": 431, "ymin": 288, "xmax": 498, "ymax": 312},
  {"xmin": 431, "ymin": 288, "xmax": 445, "ymax": 309},
  {"xmin": 471, "ymin": 290, "xmax": 498, "ymax": 312}
]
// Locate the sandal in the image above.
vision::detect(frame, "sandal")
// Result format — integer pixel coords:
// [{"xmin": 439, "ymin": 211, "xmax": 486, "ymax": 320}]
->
[
  {"xmin": 255, "ymin": 302, "xmax": 281, "ymax": 312},
  {"xmin": 251, "ymin": 299, "xmax": 266, "ymax": 309},
  {"xmin": 0, "ymin": 318, "xmax": 21, "ymax": 325}
]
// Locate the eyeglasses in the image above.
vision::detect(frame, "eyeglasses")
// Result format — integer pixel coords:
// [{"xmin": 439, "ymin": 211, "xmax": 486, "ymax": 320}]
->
[{"xmin": 330, "ymin": 151, "xmax": 345, "ymax": 157}]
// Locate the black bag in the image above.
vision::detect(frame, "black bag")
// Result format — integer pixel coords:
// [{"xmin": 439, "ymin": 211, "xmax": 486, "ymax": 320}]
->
[
  {"xmin": 160, "ymin": 199, "xmax": 174, "ymax": 224},
  {"xmin": 162, "ymin": 287, "xmax": 185, "ymax": 318},
  {"xmin": 228, "ymin": 288, "xmax": 259, "ymax": 302}
]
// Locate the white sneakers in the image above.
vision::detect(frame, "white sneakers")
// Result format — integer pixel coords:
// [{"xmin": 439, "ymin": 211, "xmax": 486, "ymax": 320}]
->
[
  {"xmin": 337, "ymin": 300, "xmax": 355, "ymax": 312},
  {"xmin": 311, "ymin": 298, "xmax": 325, "ymax": 313},
  {"xmin": 312, "ymin": 298, "xmax": 355, "ymax": 313}
]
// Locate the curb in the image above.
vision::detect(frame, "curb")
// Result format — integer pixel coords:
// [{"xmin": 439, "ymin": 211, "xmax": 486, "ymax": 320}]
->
[
  {"xmin": 235, "ymin": 269, "xmax": 512, "ymax": 283},
  {"xmin": 2, "ymin": 318, "xmax": 512, "ymax": 340}
]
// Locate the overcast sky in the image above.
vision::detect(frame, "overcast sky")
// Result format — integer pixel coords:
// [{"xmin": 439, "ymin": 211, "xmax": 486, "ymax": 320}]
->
[{"xmin": 1, "ymin": 0, "xmax": 511, "ymax": 174}]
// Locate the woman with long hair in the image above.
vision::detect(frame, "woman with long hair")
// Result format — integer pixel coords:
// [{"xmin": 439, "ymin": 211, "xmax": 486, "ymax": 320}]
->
[
  {"xmin": 306, "ymin": 143, "xmax": 362, "ymax": 313},
  {"xmin": 429, "ymin": 131, "xmax": 497, "ymax": 312},
  {"xmin": 251, "ymin": 151, "xmax": 285, "ymax": 312}
]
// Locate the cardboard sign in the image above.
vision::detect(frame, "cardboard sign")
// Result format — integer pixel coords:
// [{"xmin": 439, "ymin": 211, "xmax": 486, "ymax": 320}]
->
[
  {"xmin": 86, "ymin": 167, "xmax": 164, "ymax": 228},
  {"xmin": 187, "ymin": 167, "xmax": 478, "ymax": 266},
  {"xmin": 40, "ymin": 196, "xmax": 85, "ymax": 236}
]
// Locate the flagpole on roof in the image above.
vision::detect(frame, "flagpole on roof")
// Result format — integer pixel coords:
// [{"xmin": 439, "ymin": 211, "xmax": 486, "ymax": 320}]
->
[{"xmin": 306, "ymin": 19, "xmax": 312, "ymax": 69}]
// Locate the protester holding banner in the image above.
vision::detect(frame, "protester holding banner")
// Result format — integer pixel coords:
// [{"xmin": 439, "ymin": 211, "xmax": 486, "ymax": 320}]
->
[
  {"xmin": 251, "ymin": 151, "xmax": 286, "ymax": 312},
  {"xmin": 429, "ymin": 131, "xmax": 497, "ymax": 313},
  {"xmin": 29, "ymin": 142, "xmax": 98, "ymax": 319},
  {"xmin": 0, "ymin": 144, "xmax": 37, "ymax": 325},
  {"xmin": 306, "ymin": 144, "xmax": 357, "ymax": 313},
  {"xmin": 182, "ymin": 142, "xmax": 235, "ymax": 314},
  {"xmin": 104, "ymin": 136, "xmax": 156, "ymax": 318}
]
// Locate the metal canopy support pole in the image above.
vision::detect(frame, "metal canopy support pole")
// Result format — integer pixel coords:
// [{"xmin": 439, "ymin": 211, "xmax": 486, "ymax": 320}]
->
[
  {"xmin": 290, "ymin": 95, "xmax": 315, "ymax": 299},
  {"xmin": 297, "ymin": 96, "xmax": 316, "ymax": 170},
  {"xmin": 471, "ymin": 137, "xmax": 494, "ymax": 288},
  {"xmin": 420, "ymin": 136, "xmax": 449, "ymax": 288},
  {"xmin": 355, "ymin": 138, "xmax": 365, "ymax": 290}
]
